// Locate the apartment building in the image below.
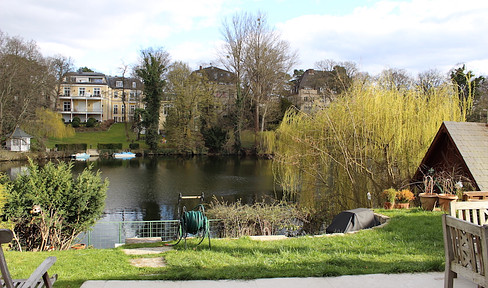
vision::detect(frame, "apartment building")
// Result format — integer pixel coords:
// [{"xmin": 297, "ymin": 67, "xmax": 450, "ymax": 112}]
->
[
  {"xmin": 106, "ymin": 77, "xmax": 144, "ymax": 123},
  {"xmin": 291, "ymin": 69, "xmax": 336, "ymax": 113},
  {"xmin": 57, "ymin": 67, "xmax": 236, "ymax": 129},
  {"xmin": 58, "ymin": 72, "xmax": 109, "ymax": 122},
  {"xmin": 194, "ymin": 66, "xmax": 236, "ymax": 115},
  {"xmin": 58, "ymin": 72, "xmax": 144, "ymax": 123}
]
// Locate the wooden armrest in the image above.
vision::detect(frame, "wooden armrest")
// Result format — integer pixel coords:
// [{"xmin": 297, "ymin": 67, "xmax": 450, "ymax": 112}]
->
[{"xmin": 22, "ymin": 256, "xmax": 57, "ymax": 288}]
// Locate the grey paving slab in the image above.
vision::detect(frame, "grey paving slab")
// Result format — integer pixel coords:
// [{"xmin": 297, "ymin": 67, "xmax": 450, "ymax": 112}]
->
[{"xmin": 80, "ymin": 272, "xmax": 477, "ymax": 288}]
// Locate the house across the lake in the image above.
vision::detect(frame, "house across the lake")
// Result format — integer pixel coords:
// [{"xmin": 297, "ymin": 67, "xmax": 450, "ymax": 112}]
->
[{"xmin": 6, "ymin": 127, "xmax": 33, "ymax": 152}]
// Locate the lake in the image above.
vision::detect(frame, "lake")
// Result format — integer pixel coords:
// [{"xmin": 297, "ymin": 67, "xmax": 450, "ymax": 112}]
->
[{"xmin": 1, "ymin": 156, "xmax": 281, "ymax": 247}]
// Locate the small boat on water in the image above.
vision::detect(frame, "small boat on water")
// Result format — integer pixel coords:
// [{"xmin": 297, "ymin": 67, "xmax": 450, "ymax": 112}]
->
[
  {"xmin": 113, "ymin": 152, "xmax": 136, "ymax": 160},
  {"xmin": 72, "ymin": 152, "xmax": 90, "ymax": 161}
]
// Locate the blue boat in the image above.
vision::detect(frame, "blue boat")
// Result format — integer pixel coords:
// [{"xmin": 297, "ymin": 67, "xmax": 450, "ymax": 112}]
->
[
  {"xmin": 72, "ymin": 152, "xmax": 90, "ymax": 161},
  {"xmin": 113, "ymin": 152, "xmax": 136, "ymax": 160}
]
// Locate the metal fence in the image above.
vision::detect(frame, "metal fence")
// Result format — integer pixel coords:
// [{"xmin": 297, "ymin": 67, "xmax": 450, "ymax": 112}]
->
[{"xmin": 77, "ymin": 220, "xmax": 222, "ymax": 249}]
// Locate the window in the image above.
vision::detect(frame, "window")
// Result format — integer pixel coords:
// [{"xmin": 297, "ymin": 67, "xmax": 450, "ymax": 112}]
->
[
  {"xmin": 163, "ymin": 104, "xmax": 172, "ymax": 116},
  {"xmin": 129, "ymin": 91, "xmax": 136, "ymax": 100},
  {"xmin": 114, "ymin": 91, "xmax": 118, "ymax": 98},
  {"xmin": 63, "ymin": 101, "xmax": 71, "ymax": 112},
  {"xmin": 93, "ymin": 87, "xmax": 101, "ymax": 96},
  {"xmin": 132, "ymin": 82, "xmax": 136, "ymax": 89},
  {"xmin": 130, "ymin": 105, "xmax": 135, "ymax": 114},
  {"xmin": 114, "ymin": 104, "xmax": 118, "ymax": 114},
  {"xmin": 63, "ymin": 87, "xmax": 70, "ymax": 96},
  {"xmin": 121, "ymin": 104, "xmax": 125, "ymax": 115},
  {"xmin": 116, "ymin": 81, "xmax": 123, "ymax": 88},
  {"xmin": 79, "ymin": 87, "xmax": 85, "ymax": 96}
]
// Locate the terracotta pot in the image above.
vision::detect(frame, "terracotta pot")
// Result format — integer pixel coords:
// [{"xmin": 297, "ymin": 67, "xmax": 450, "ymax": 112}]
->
[
  {"xmin": 394, "ymin": 202, "xmax": 410, "ymax": 209},
  {"xmin": 419, "ymin": 193, "xmax": 438, "ymax": 211},
  {"xmin": 383, "ymin": 202, "xmax": 394, "ymax": 209},
  {"xmin": 438, "ymin": 194, "xmax": 458, "ymax": 212}
]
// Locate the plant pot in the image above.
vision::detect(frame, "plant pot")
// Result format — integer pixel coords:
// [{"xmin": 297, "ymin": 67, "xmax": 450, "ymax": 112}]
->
[
  {"xmin": 383, "ymin": 202, "xmax": 394, "ymax": 209},
  {"xmin": 438, "ymin": 194, "xmax": 458, "ymax": 212},
  {"xmin": 419, "ymin": 193, "xmax": 438, "ymax": 211},
  {"xmin": 394, "ymin": 202, "xmax": 410, "ymax": 209}
]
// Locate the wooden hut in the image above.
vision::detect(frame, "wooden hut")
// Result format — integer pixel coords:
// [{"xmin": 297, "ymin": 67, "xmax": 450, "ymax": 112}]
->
[
  {"xmin": 412, "ymin": 121, "xmax": 488, "ymax": 192},
  {"xmin": 6, "ymin": 127, "xmax": 33, "ymax": 152}
]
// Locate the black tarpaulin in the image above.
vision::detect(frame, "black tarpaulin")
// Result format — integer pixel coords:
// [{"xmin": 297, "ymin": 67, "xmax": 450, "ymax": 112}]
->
[{"xmin": 326, "ymin": 208, "xmax": 378, "ymax": 234}]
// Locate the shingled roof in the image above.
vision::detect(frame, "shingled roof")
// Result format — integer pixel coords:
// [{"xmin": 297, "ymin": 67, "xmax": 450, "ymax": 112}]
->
[
  {"xmin": 10, "ymin": 127, "xmax": 32, "ymax": 139},
  {"xmin": 412, "ymin": 121, "xmax": 488, "ymax": 191}
]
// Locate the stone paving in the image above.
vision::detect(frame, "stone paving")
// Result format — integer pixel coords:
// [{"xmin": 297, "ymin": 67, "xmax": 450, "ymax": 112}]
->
[{"xmin": 123, "ymin": 246, "xmax": 173, "ymax": 268}]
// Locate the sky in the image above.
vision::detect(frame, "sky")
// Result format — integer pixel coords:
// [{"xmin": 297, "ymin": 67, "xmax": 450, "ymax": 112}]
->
[{"xmin": 1, "ymin": 0, "xmax": 487, "ymax": 77}]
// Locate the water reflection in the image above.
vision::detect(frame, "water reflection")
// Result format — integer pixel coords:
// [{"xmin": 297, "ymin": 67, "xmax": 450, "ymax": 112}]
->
[{"xmin": 1, "ymin": 156, "xmax": 280, "ymax": 222}]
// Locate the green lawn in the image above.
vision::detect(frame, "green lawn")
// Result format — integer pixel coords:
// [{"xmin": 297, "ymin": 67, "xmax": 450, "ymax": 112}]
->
[
  {"xmin": 3, "ymin": 209, "xmax": 445, "ymax": 288},
  {"xmin": 45, "ymin": 123, "xmax": 148, "ymax": 150}
]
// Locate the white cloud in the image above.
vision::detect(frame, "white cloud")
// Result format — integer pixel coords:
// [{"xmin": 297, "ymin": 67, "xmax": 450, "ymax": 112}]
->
[
  {"xmin": 2, "ymin": 0, "xmax": 488, "ymax": 76},
  {"xmin": 278, "ymin": 0, "xmax": 488, "ymax": 75},
  {"xmin": 0, "ymin": 0, "xmax": 230, "ymax": 73}
]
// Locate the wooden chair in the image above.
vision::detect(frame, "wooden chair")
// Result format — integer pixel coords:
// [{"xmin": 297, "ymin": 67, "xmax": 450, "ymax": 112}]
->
[
  {"xmin": 450, "ymin": 201, "xmax": 488, "ymax": 225},
  {"xmin": 442, "ymin": 214, "xmax": 488, "ymax": 288},
  {"xmin": 0, "ymin": 229, "xmax": 57, "ymax": 288}
]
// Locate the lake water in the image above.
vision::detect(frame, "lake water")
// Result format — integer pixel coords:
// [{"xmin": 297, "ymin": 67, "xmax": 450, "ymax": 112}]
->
[{"xmin": 1, "ymin": 156, "xmax": 281, "ymax": 247}]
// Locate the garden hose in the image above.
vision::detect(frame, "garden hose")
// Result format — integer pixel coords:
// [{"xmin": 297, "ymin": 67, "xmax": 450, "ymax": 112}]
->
[{"xmin": 164, "ymin": 204, "xmax": 210, "ymax": 248}]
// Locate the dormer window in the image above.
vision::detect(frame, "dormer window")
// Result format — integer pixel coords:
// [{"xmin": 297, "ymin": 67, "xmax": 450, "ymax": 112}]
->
[
  {"xmin": 132, "ymin": 82, "xmax": 136, "ymax": 88},
  {"xmin": 116, "ymin": 81, "xmax": 123, "ymax": 88}
]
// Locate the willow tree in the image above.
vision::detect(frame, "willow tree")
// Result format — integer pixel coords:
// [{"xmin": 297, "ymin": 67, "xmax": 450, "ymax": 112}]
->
[{"xmin": 274, "ymin": 78, "xmax": 466, "ymax": 231}]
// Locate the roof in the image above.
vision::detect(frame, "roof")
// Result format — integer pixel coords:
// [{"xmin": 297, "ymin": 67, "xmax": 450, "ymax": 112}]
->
[
  {"xmin": 194, "ymin": 66, "xmax": 235, "ymax": 84},
  {"xmin": 10, "ymin": 127, "xmax": 33, "ymax": 138},
  {"xmin": 107, "ymin": 77, "xmax": 144, "ymax": 90},
  {"xmin": 413, "ymin": 121, "xmax": 488, "ymax": 191}
]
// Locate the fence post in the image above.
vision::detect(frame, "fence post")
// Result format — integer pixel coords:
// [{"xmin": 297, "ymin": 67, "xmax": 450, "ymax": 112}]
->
[{"xmin": 118, "ymin": 222, "xmax": 122, "ymax": 244}]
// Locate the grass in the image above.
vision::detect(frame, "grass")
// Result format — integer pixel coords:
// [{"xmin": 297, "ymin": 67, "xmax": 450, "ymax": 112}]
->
[
  {"xmin": 45, "ymin": 123, "xmax": 149, "ymax": 150},
  {"xmin": 3, "ymin": 209, "xmax": 445, "ymax": 288}
]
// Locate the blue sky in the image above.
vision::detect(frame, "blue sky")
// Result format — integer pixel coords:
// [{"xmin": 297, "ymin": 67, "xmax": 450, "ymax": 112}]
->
[{"xmin": 1, "ymin": 0, "xmax": 487, "ymax": 77}]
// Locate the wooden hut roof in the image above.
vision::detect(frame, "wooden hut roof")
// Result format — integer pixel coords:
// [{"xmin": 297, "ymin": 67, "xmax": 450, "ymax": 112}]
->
[
  {"xmin": 412, "ymin": 121, "xmax": 488, "ymax": 191},
  {"xmin": 10, "ymin": 127, "xmax": 32, "ymax": 139}
]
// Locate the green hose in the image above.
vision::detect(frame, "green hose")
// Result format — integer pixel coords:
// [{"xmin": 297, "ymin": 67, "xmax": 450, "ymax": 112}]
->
[{"xmin": 167, "ymin": 204, "xmax": 211, "ymax": 248}]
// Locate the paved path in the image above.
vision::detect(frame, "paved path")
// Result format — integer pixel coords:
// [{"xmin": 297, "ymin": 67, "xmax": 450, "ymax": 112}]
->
[{"xmin": 81, "ymin": 272, "xmax": 476, "ymax": 287}]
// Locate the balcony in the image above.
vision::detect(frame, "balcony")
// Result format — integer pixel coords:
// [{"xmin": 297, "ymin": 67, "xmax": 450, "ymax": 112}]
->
[{"xmin": 59, "ymin": 94, "xmax": 103, "ymax": 100}]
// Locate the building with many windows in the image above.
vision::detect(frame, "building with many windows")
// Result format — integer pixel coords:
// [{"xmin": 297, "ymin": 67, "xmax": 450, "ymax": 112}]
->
[
  {"xmin": 57, "ymin": 72, "xmax": 144, "ymax": 123},
  {"xmin": 106, "ymin": 76, "xmax": 144, "ymax": 123},
  {"xmin": 57, "ymin": 67, "xmax": 236, "ymax": 131},
  {"xmin": 58, "ymin": 72, "xmax": 109, "ymax": 122}
]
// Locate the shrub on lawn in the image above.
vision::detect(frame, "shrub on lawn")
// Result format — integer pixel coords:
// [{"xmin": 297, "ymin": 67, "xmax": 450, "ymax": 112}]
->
[
  {"xmin": 207, "ymin": 197, "xmax": 305, "ymax": 238},
  {"xmin": 2, "ymin": 159, "xmax": 108, "ymax": 251}
]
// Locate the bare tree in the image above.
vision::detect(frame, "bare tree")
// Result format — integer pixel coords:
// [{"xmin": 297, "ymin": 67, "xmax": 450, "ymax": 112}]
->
[
  {"xmin": 0, "ymin": 31, "xmax": 53, "ymax": 142},
  {"xmin": 243, "ymin": 12, "xmax": 297, "ymax": 135},
  {"xmin": 417, "ymin": 69, "xmax": 447, "ymax": 94},
  {"xmin": 219, "ymin": 12, "xmax": 252, "ymax": 153},
  {"xmin": 377, "ymin": 68, "xmax": 413, "ymax": 91},
  {"xmin": 219, "ymin": 12, "xmax": 297, "ymax": 149},
  {"xmin": 47, "ymin": 54, "xmax": 74, "ymax": 109}
]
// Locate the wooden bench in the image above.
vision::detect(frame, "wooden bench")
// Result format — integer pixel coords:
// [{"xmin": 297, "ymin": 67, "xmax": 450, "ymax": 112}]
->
[
  {"xmin": 463, "ymin": 191, "xmax": 488, "ymax": 202},
  {"xmin": 442, "ymin": 214, "xmax": 488, "ymax": 288},
  {"xmin": 450, "ymin": 201, "xmax": 488, "ymax": 225},
  {"xmin": 0, "ymin": 229, "xmax": 57, "ymax": 288}
]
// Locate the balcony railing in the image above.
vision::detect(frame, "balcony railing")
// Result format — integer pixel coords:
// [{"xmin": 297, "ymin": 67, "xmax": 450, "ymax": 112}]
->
[{"xmin": 59, "ymin": 94, "xmax": 103, "ymax": 99}]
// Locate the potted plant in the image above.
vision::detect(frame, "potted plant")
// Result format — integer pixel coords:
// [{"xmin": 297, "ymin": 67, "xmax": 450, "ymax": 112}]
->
[
  {"xmin": 437, "ymin": 178, "xmax": 458, "ymax": 212},
  {"xmin": 394, "ymin": 189, "xmax": 415, "ymax": 209},
  {"xmin": 382, "ymin": 188, "xmax": 397, "ymax": 209},
  {"xmin": 419, "ymin": 175, "xmax": 438, "ymax": 211}
]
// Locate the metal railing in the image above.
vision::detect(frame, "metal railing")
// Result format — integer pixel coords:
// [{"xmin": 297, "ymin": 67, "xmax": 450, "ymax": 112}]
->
[{"xmin": 77, "ymin": 220, "xmax": 222, "ymax": 249}]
